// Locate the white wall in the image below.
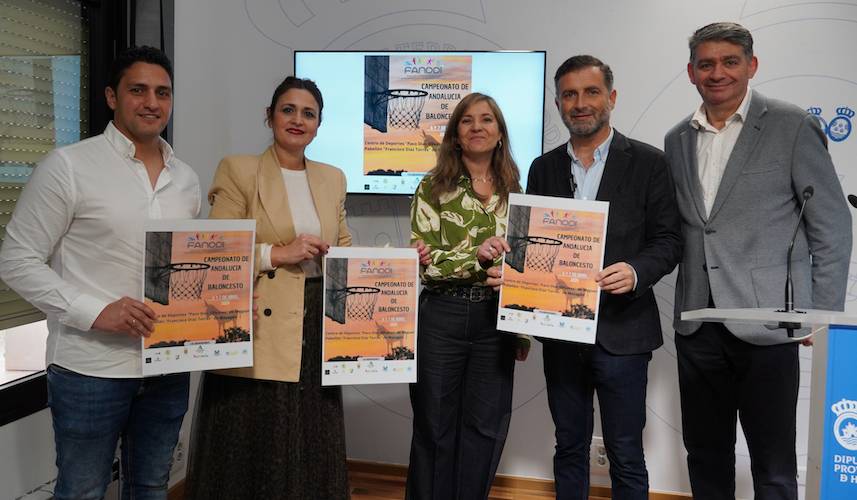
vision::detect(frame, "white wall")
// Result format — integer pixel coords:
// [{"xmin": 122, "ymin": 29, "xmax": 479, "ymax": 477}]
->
[{"xmin": 7, "ymin": 1, "xmax": 855, "ymax": 499}]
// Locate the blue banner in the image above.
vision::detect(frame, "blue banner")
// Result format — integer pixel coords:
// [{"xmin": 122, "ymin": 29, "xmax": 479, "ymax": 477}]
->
[{"xmin": 821, "ymin": 324, "xmax": 857, "ymax": 498}]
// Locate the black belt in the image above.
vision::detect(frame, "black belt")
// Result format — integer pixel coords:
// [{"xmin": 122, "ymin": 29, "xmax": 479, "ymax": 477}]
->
[{"xmin": 427, "ymin": 285, "xmax": 496, "ymax": 302}]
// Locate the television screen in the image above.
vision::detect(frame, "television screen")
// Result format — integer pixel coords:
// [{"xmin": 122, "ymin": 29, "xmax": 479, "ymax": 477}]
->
[{"xmin": 295, "ymin": 51, "xmax": 546, "ymax": 195}]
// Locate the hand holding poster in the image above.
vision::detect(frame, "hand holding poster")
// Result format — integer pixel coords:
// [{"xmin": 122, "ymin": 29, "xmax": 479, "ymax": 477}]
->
[
  {"xmin": 322, "ymin": 247, "xmax": 419, "ymax": 385},
  {"xmin": 141, "ymin": 219, "xmax": 255, "ymax": 376},
  {"xmin": 497, "ymin": 193, "xmax": 608, "ymax": 343}
]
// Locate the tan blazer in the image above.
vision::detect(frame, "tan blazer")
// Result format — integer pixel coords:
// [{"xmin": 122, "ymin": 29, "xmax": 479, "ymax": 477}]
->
[{"xmin": 207, "ymin": 146, "xmax": 351, "ymax": 382}]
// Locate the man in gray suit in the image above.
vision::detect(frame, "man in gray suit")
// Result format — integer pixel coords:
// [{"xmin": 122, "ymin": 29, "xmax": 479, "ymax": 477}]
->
[{"xmin": 664, "ymin": 22, "xmax": 852, "ymax": 500}]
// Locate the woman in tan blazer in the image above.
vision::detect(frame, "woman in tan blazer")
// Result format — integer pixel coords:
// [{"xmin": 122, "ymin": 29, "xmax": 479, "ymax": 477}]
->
[{"xmin": 185, "ymin": 77, "xmax": 352, "ymax": 499}]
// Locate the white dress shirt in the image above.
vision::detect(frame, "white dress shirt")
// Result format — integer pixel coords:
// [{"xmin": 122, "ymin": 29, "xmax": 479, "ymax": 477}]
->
[
  {"xmin": 692, "ymin": 89, "xmax": 753, "ymax": 216},
  {"xmin": 0, "ymin": 122, "xmax": 200, "ymax": 377},
  {"xmin": 259, "ymin": 167, "xmax": 323, "ymax": 277}
]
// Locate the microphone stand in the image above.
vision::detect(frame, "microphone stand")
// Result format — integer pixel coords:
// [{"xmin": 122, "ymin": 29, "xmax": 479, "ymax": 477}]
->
[{"xmin": 776, "ymin": 186, "xmax": 814, "ymax": 337}]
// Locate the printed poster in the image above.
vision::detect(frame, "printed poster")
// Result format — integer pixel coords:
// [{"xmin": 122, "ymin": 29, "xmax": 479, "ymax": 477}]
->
[
  {"xmin": 141, "ymin": 219, "xmax": 256, "ymax": 376},
  {"xmin": 322, "ymin": 247, "xmax": 419, "ymax": 386},
  {"xmin": 363, "ymin": 54, "xmax": 472, "ymax": 175},
  {"xmin": 497, "ymin": 193, "xmax": 608, "ymax": 343}
]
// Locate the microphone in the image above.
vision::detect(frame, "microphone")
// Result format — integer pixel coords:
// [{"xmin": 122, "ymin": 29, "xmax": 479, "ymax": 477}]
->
[
  {"xmin": 568, "ymin": 170, "xmax": 578, "ymax": 198},
  {"xmin": 848, "ymin": 194, "xmax": 857, "ymax": 209},
  {"xmin": 778, "ymin": 185, "xmax": 813, "ymax": 336}
]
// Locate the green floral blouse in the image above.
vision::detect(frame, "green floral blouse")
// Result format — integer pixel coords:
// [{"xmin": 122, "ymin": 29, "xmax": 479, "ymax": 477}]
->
[{"xmin": 410, "ymin": 174, "xmax": 508, "ymax": 285}]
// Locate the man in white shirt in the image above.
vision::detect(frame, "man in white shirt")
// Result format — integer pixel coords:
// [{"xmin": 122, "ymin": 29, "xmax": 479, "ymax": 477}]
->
[
  {"xmin": 0, "ymin": 46, "xmax": 200, "ymax": 499},
  {"xmin": 664, "ymin": 22, "xmax": 851, "ymax": 500}
]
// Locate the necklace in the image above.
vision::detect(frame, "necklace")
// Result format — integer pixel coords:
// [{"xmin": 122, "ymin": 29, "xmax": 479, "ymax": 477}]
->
[{"xmin": 471, "ymin": 175, "xmax": 493, "ymax": 183}]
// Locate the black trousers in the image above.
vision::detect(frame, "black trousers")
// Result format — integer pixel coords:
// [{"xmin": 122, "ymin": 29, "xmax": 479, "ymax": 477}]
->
[
  {"xmin": 676, "ymin": 322, "xmax": 799, "ymax": 500},
  {"xmin": 405, "ymin": 291, "xmax": 516, "ymax": 500}
]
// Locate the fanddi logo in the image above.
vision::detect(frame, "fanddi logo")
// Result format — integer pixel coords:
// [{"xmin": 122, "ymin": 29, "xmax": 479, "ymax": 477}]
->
[
  {"xmin": 403, "ymin": 56, "xmax": 443, "ymax": 75},
  {"xmin": 186, "ymin": 233, "xmax": 225, "ymax": 250},
  {"xmin": 542, "ymin": 210, "xmax": 578, "ymax": 228},
  {"xmin": 361, "ymin": 260, "xmax": 394, "ymax": 275}
]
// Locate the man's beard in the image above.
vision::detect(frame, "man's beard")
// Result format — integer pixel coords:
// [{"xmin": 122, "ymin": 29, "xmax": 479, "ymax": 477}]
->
[{"xmin": 564, "ymin": 108, "xmax": 609, "ymax": 137}]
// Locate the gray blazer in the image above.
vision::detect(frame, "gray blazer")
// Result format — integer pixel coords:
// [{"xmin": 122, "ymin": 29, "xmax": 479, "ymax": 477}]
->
[{"xmin": 664, "ymin": 91, "xmax": 852, "ymax": 345}]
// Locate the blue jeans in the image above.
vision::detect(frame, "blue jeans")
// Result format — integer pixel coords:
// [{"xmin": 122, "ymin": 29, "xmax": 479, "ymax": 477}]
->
[
  {"xmin": 47, "ymin": 364, "xmax": 189, "ymax": 500},
  {"xmin": 543, "ymin": 340, "xmax": 651, "ymax": 500}
]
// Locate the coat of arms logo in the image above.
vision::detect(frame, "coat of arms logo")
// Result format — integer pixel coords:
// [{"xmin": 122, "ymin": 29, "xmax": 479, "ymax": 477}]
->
[
  {"xmin": 808, "ymin": 106, "xmax": 854, "ymax": 142},
  {"xmin": 832, "ymin": 399, "xmax": 857, "ymax": 450}
]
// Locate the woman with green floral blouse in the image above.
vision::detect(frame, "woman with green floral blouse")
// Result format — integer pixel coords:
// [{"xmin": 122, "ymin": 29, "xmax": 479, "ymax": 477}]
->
[{"xmin": 406, "ymin": 93, "xmax": 530, "ymax": 500}]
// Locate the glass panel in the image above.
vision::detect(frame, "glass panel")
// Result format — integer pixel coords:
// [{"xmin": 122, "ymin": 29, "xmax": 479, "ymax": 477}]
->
[{"xmin": 0, "ymin": 0, "xmax": 88, "ymax": 330}]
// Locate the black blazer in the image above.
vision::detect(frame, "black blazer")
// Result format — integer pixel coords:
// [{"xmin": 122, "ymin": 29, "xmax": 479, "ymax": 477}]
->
[{"xmin": 526, "ymin": 131, "xmax": 682, "ymax": 355}]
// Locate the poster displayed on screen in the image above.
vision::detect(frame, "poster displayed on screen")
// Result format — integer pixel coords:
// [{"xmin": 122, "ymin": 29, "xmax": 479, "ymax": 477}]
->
[
  {"xmin": 322, "ymin": 247, "xmax": 419, "ymax": 386},
  {"xmin": 364, "ymin": 54, "xmax": 471, "ymax": 175},
  {"xmin": 497, "ymin": 193, "xmax": 608, "ymax": 343},
  {"xmin": 295, "ymin": 51, "xmax": 545, "ymax": 195},
  {"xmin": 141, "ymin": 219, "xmax": 256, "ymax": 376}
]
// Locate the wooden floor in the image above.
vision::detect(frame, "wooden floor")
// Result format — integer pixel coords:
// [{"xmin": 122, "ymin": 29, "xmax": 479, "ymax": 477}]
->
[
  {"xmin": 170, "ymin": 461, "xmax": 689, "ymax": 499},
  {"xmin": 348, "ymin": 461, "xmax": 611, "ymax": 500},
  {"xmin": 349, "ymin": 471, "xmax": 560, "ymax": 499}
]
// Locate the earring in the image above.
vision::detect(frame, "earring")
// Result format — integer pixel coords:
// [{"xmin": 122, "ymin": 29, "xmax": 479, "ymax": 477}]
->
[{"xmin": 496, "ymin": 139, "xmax": 503, "ymax": 149}]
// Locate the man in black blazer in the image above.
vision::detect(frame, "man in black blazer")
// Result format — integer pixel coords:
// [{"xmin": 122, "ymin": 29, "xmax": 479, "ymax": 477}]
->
[{"xmin": 527, "ymin": 55, "xmax": 682, "ymax": 500}]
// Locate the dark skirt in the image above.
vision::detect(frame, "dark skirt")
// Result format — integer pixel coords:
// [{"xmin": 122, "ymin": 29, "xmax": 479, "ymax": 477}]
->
[{"xmin": 184, "ymin": 280, "xmax": 349, "ymax": 500}]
